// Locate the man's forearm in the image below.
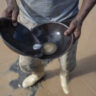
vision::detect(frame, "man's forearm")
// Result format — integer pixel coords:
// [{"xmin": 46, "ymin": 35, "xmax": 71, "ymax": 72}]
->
[{"xmin": 76, "ymin": 0, "xmax": 96, "ymax": 23}]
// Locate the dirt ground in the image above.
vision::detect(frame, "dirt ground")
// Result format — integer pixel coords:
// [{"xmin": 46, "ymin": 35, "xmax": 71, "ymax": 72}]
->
[{"xmin": 0, "ymin": 0, "xmax": 96, "ymax": 96}]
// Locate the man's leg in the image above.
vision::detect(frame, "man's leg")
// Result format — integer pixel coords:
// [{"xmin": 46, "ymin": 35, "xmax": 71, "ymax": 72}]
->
[
  {"xmin": 19, "ymin": 55, "xmax": 45, "ymax": 88},
  {"xmin": 18, "ymin": 11, "xmax": 45, "ymax": 88},
  {"xmin": 59, "ymin": 41, "xmax": 78, "ymax": 94}
]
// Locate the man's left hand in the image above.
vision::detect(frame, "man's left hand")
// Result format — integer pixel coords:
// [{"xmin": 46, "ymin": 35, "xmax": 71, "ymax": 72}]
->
[{"xmin": 64, "ymin": 17, "xmax": 82, "ymax": 42}]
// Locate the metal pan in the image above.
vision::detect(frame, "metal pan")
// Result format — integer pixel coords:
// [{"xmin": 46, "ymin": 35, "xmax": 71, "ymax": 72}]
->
[
  {"xmin": 0, "ymin": 18, "xmax": 74, "ymax": 59},
  {"xmin": 31, "ymin": 22, "xmax": 74, "ymax": 59},
  {"xmin": 0, "ymin": 18, "xmax": 42, "ymax": 57}
]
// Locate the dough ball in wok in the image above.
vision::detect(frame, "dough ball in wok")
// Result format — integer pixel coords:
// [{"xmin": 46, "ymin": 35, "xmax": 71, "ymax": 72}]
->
[{"xmin": 43, "ymin": 42, "xmax": 57, "ymax": 55}]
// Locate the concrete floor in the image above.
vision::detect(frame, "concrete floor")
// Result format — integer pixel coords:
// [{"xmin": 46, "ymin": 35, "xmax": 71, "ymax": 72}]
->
[{"xmin": 0, "ymin": 0, "xmax": 96, "ymax": 96}]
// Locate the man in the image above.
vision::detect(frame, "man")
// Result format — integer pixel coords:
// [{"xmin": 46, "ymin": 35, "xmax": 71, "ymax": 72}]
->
[{"xmin": 2, "ymin": 0, "xmax": 96, "ymax": 94}]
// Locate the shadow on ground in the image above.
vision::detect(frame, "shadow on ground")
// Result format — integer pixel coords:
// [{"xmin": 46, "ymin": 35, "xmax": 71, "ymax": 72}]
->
[
  {"xmin": 44, "ymin": 55, "xmax": 96, "ymax": 81},
  {"xmin": 9, "ymin": 59, "xmax": 39, "ymax": 96},
  {"xmin": 70, "ymin": 55, "xmax": 96, "ymax": 79},
  {"xmin": 8, "ymin": 55, "xmax": 96, "ymax": 95}
]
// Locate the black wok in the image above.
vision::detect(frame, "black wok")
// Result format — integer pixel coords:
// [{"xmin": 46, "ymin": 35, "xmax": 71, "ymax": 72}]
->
[{"xmin": 0, "ymin": 18, "xmax": 73, "ymax": 59}]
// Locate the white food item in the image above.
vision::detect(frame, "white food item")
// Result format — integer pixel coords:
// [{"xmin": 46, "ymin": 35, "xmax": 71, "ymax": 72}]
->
[
  {"xmin": 43, "ymin": 42, "xmax": 57, "ymax": 55},
  {"xmin": 33, "ymin": 44, "xmax": 42, "ymax": 50}
]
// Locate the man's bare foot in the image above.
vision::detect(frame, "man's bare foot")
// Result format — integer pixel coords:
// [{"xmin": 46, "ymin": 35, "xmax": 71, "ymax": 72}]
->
[
  {"xmin": 22, "ymin": 72, "xmax": 45, "ymax": 88},
  {"xmin": 60, "ymin": 73, "xmax": 69, "ymax": 94}
]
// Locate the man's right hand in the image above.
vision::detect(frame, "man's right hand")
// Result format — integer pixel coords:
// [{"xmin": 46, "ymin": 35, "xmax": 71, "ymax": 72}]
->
[{"xmin": 2, "ymin": 0, "xmax": 19, "ymax": 26}]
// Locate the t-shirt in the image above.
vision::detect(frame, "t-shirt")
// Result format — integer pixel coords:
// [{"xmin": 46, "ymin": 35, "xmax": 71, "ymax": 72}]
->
[{"xmin": 20, "ymin": 0, "xmax": 79, "ymax": 24}]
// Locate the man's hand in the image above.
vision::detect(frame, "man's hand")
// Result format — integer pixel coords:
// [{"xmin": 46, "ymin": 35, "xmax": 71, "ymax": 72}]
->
[
  {"xmin": 64, "ymin": 18, "xmax": 82, "ymax": 42},
  {"xmin": 2, "ymin": 0, "xmax": 19, "ymax": 26},
  {"xmin": 64, "ymin": 0, "xmax": 96, "ymax": 42}
]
